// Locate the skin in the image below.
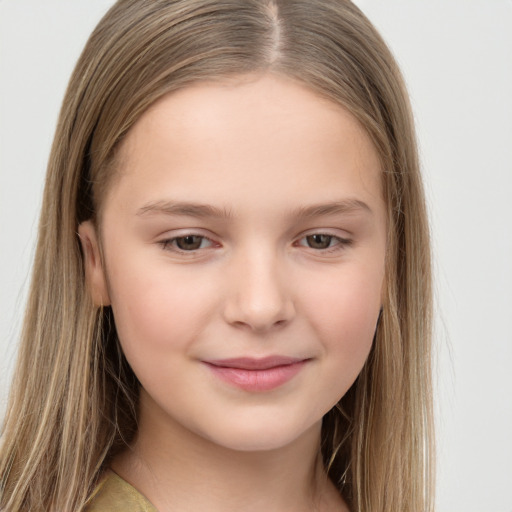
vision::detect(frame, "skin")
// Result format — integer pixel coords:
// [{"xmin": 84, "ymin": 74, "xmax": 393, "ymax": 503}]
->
[{"xmin": 80, "ymin": 73, "xmax": 387, "ymax": 512}]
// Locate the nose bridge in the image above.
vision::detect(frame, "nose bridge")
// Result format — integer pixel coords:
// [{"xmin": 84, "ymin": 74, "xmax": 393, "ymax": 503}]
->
[{"xmin": 223, "ymin": 241, "xmax": 294, "ymax": 331}]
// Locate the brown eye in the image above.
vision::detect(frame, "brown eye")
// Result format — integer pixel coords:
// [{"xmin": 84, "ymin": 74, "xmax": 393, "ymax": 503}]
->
[
  {"xmin": 305, "ymin": 234, "xmax": 334, "ymax": 249},
  {"xmin": 160, "ymin": 234, "xmax": 216, "ymax": 254},
  {"xmin": 175, "ymin": 235, "xmax": 205, "ymax": 251}
]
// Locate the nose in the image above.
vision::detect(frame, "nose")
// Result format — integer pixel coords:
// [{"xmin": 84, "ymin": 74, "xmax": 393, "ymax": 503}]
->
[{"xmin": 222, "ymin": 249, "xmax": 295, "ymax": 333}]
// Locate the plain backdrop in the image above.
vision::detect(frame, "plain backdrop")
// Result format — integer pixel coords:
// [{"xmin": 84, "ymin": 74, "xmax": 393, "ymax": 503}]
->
[{"xmin": 1, "ymin": 1, "xmax": 511, "ymax": 511}]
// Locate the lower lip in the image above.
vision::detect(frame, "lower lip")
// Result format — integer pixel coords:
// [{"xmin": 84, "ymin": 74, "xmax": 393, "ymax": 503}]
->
[{"xmin": 204, "ymin": 361, "xmax": 307, "ymax": 392}]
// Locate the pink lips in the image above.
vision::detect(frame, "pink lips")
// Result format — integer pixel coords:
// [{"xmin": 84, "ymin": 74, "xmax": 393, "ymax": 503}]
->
[{"xmin": 203, "ymin": 356, "xmax": 308, "ymax": 392}]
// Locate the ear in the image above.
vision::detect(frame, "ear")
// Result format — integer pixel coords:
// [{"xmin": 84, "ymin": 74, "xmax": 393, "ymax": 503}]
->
[{"xmin": 78, "ymin": 221, "xmax": 111, "ymax": 306}]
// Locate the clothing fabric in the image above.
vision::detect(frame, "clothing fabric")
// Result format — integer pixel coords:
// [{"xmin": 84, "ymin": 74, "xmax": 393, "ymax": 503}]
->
[{"xmin": 85, "ymin": 469, "xmax": 157, "ymax": 512}]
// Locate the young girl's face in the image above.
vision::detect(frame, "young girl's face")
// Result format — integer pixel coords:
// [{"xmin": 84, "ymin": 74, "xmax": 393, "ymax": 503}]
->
[{"xmin": 81, "ymin": 73, "xmax": 386, "ymax": 452}]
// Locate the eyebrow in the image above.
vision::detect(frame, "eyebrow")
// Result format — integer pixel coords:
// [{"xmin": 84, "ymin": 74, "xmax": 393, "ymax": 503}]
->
[
  {"xmin": 293, "ymin": 199, "xmax": 373, "ymax": 219},
  {"xmin": 136, "ymin": 198, "xmax": 372, "ymax": 219},
  {"xmin": 137, "ymin": 200, "xmax": 233, "ymax": 219}
]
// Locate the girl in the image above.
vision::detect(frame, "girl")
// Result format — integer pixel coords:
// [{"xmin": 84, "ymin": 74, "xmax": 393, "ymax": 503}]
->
[{"xmin": 0, "ymin": 1, "xmax": 434, "ymax": 511}]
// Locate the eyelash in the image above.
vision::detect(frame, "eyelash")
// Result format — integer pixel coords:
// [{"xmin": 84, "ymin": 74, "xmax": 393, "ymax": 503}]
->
[
  {"xmin": 158, "ymin": 233, "xmax": 352, "ymax": 255},
  {"xmin": 159, "ymin": 235, "xmax": 216, "ymax": 253},
  {"xmin": 294, "ymin": 233, "xmax": 353, "ymax": 253}
]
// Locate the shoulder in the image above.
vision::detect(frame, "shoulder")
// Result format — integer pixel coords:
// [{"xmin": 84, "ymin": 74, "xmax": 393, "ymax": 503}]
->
[{"xmin": 85, "ymin": 469, "xmax": 158, "ymax": 512}]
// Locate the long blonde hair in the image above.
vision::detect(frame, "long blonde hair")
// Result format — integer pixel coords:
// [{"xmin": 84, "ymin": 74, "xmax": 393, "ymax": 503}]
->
[{"xmin": 0, "ymin": 1, "xmax": 434, "ymax": 510}]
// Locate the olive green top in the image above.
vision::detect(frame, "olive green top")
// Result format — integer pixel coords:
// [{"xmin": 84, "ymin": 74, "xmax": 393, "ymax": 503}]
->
[{"xmin": 85, "ymin": 470, "xmax": 157, "ymax": 512}]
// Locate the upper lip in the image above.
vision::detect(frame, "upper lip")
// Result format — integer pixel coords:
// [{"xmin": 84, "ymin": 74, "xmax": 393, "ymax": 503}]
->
[{"xmin": 205, "ymin": 356, "xmax": 307, "ymax": 370}]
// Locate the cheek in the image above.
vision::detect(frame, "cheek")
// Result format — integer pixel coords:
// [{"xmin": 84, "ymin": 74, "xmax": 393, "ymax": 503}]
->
[
  {"xmin": 301, "ymin": 262, "xmax": 383, "ymax": 370},
  {"xmin": 105, "ymin": 254, "xmax": 217, "ymax": 358}
]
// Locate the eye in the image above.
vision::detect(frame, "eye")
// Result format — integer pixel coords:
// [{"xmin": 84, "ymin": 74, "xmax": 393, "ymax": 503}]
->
[
  {"xmin": 296, "ymin": 233, "xmax": 352, "ymax": 251},
  {"xmin": 304, "ymin": 234, "xmax": 335, "ymax": 249},
  {"xmin": 161, "ymin": 235, "xmax": 214, "ymax": 252}
]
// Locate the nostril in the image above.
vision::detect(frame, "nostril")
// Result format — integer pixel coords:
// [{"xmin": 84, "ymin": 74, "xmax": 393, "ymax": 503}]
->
[
  {"xmin": 221, "ymin": 268, "xmax": 296, "ymax": 331},
  {"xmin": 226, "ymin": 314, "xmax": 291, "ymax": 333}
]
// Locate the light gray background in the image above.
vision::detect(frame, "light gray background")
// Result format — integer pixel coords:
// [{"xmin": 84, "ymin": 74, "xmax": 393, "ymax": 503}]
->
[{"xmin": 1, "ymin": 1, "xmax": 511, "ymax": 510}]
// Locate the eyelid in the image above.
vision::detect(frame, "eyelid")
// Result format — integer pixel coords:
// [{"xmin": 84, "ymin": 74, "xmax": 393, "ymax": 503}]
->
[
  {"xmin": 294, "ymin": 230, "xmax": 353, "ymax": 253},
  {"xmin": 158, "ymin": 231, "xmax": 220, "ymax": 254},
  {"xmin": 156, "ymin": 229, "xmax": 353, "ymax": 255}
]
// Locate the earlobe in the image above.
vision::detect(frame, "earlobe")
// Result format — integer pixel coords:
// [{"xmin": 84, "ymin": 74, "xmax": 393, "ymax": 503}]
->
[{"xmin": 78, "ymin": 221, "xmax": 111, "ymax": 306}]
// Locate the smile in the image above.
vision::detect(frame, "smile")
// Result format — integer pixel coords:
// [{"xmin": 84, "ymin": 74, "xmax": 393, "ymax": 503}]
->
[{"xmin": 203, "ymin": 356, "xmax": 309, "ymax": 392}]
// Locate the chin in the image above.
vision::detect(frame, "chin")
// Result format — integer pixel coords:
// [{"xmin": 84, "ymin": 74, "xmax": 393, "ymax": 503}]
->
[{"xmin": 199, "ymin": 417, "xmax": 320, "ymax": 453}]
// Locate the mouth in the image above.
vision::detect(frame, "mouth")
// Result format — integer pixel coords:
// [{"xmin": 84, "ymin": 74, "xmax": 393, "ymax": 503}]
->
[{"xmin": 203, "ymin": 356, "xmax": 310, "ymax": 392}]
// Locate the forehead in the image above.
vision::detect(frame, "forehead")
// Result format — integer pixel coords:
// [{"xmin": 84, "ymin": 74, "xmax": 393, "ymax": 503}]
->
[{"xmin": 108, "ymin": 73, "xmax": 383, "ymax": 218}]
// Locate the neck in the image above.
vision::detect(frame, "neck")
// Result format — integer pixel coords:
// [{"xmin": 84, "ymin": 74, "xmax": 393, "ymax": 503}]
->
[{"xmin": 112, "ymin": 392, "xmax": 346, "ymax": 512}]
